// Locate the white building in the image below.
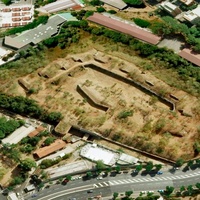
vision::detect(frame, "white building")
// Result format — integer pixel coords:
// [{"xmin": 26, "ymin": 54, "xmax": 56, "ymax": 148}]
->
[
  {"xmin": 159, "ymin": 1, "xmax": 182, "ymax": 17},
  {"xmin": 2, "ymin": 125, "xmax": 35, "ymax": 144},
  {"xmin": 183, "ymin": 5, "xmax": 200, "ymax": 24}
]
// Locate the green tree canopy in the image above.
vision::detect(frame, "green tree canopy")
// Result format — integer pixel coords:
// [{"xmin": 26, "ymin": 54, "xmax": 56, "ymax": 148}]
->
[
  {"xmin": 19, "ymin": 158, "xmax": 36, "ymax": 171},
  {"xmin": 96, "ymin": 160, "xmax": 106, "ymax": 170},
  {"xmin": 123, "ymin": 0, "xmax": 143, "ymax": 5}
]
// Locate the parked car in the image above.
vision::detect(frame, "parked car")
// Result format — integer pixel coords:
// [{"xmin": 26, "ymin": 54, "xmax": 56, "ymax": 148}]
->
[
  {"xmin": 158, "ymin": 189, "xmax": 164, "ymax": 193},
  {"xmin": 87, "ymin": 190, "xmax": 93, "ymax": 193},
  {"xmin": 157, "ymin": 171, "xmax": 163, "ymax": 175},
  {"xmin": 62, "ymin": 179, "xmax": 69, "ymax": 185},
  {"xmin": 96, "ymin": 176, "xmax": 103, "ymax": 180}
]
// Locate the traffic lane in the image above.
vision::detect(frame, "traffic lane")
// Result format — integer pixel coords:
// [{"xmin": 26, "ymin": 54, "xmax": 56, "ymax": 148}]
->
[
  {"xmin": 46, "ymin": 187, "xmax": 112, "ymax": 200},
  {"xmin": 26, "ymin": 184, "xmax": 94, "ymax": 200},
  {"xmin": 173, "ymin": 176, "xmax": 200, "ymax": 188}
]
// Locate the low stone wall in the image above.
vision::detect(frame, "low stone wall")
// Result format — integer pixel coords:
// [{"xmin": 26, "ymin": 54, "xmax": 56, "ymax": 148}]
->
[
  {"xmin": 83, "ymin": 63, "xmax": 175, "ymax": 111},
  {"xmin": 76, "ymin": 85, "xmax": 109, "ymax": 112}
]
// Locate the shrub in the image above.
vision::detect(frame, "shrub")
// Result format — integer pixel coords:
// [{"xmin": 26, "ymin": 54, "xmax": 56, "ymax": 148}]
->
[
  {"xmin": 133, "ymin": 18, "xmax": 151, "ymax": 28},
  {"xmin": 117, "ymin": 110, "xmax": 133, "ymax": 119}
]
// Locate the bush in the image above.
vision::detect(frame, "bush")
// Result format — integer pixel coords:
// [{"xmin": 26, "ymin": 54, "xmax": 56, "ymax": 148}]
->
[
  {"xmin": 117, "ymin": 110, "xmax": 133, "ymax": 119},
  {"xmin": 96, "ymin": 7, "xmax": 106, "ymax": 13},
  {"xmin": 108, "ymin": 10, "xmax": 117, "ymax": 14},
  {"xmin": 133, "ymin": 18, "xmax": 151, "ymax": 28},
  {"xmin": 43, "ymin": 137, "xmax": 55, "ymax": 146}
]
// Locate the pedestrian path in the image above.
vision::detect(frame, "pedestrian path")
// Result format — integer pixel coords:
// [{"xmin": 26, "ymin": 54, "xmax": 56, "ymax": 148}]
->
[{"xmin": 93, "ymin": 171, "xmax": 200, "ymax": 188}]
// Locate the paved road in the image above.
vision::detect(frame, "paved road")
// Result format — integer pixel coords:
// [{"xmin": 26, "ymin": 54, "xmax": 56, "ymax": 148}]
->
[{"xmin": 25, "ymin": 168, "xmax": 200, "ymax": 200}]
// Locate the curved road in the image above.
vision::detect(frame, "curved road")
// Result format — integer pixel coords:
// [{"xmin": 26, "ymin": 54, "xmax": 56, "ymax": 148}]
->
[{"xmin": 25, "ymin": 167, "xmax": 200, "ymax": 200}]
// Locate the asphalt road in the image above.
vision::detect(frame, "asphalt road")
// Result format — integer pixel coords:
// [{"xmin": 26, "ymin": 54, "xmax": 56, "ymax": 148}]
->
[{"xmin": 25, "ymin": 167, "xmax": 200, "ymax": 200}]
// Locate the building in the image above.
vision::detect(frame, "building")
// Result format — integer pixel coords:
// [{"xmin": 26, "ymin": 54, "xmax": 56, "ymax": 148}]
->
[
  {"xmin": 117, "ymin": 153, "xmax": 139, "ymax": 165},
  {"xmin": 80, "ymin": 143, "xmax": 139, "ymax": 166},
  {"xmin": 159, "ymin": 2, "xmax": 181, "ymax": 17},
  {"xmin": 87, "ymin": 13, "xmax": 161, "ymax": 45},
  {"xmin": 183, "ymin": 5, "xmax": 200, "ymax": 24},
  {"xmin": 28, "ymin": 126, "xmax": 46, "ymax": 138},
  {"xmin": 179, "ymin": 0, "xmax": 194, "ymax": 6},
  {"xmin": 33, "ymin": 139, "xmax": 66, "ymax": 159},
  {"xmin": 4, "ymin": 13, "xmax": 77, "ymax": 50},
  {"xmin": 100, "ymin": 0, "xmax": 127, "ymax": 10},
  {"xmin": 40, "ymin": 0, "xmax": 84, "ymax": 13},
  {"xmin": 2, "ymin": 125, "xmax": 35, "ymax": 144},
  {"xmin": 179, "ymin": 48, "xmax": 200, "ymax": 67},
  {"xmin": 7, "ymin": 192, "xmax": 18, "ymax": 200}
]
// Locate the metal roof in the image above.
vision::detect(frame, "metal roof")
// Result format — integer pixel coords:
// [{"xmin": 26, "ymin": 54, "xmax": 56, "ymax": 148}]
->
[
  {"xmin": 100, "ymin": 0, "xmax": 127, "ymax": 9},
  {"xmin": 4, "ymin": 13, "xmax": 71, "ymax": 49},
  {"xmin": 87, "ymin": 13, "xmax": 161, "ymax": 45}
]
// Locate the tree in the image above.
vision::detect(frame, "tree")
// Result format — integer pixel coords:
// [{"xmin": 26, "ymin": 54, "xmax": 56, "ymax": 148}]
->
[
  {"xmin": 123, "ymin": 0, "xmax": 143, "ymax": 5},
  {"xmin": 135, "ymin": 164, "xmax": 143, "ymax": 172},
  {"xmin": 96, "ymin": 160, "xmax": 106, "ymax": 170},
  {"xmin": 165, "ymin": 186, "xmax": 174, "ymax": 195},
  {"xmin": 195, "ymin": 183, "xmax": 200, "ymax": 190},
  {"xmin": 19, "ymin": 158, "xmax": 36, "ymax": 171},
  {"xmin": 66, "ymin": 175, "xmax": 72, "ymax": 181},
  {"xmin": 175, "ymin": 158, "xmax": 184, "ymax": 167},
  {"xmin": 113, "ymin": 192, "xmax": 119, "ymax": 199},
  {"xmin": 96, "ymin": 7, "xmax": 106, "ymax": 13},
  {"xmin": 133, "ymin": 18, "xmax": 151, "ymax": 28},
  {"xmin": 125, "ymin": 190, "xmax": 133, "ymax": 197},
  {"xmin": 2, "ymin": 0, "xmax": 12, "ymax": 5},
  {"xmin": 187, "ymin": 185, "xmax": 194, "ymax": 195},
  {"xmin": 43, "ymin": 137, "xmax": 55, "ymax": 146},
  {"xmin": 187, "ymin": 160, "xmax": 194, "ymax": 168},
  {"xmin": 180, "ymin": 186, "xmax": 185, "ymax": 192},
  {"xmin": 86, "ymin": 171, "xmax": 92, "ymax": 178},
  {"xmin": 145, "ymin": 161, "xmax": 154, "ymax": 172},
  {"xmin": 115, "ymin": 165, "xmax": 121, "ymax": 173},
  {"xmin": 154, "ymin": 164, "xmax": 162, "ymax": 171}
]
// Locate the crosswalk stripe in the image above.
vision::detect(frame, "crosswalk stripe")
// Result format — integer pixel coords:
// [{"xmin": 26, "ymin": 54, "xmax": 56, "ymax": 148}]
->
[
  {"xmin": 123, "ymin": 180, "xmax": 131, "ymax": 183},
  {"xmin": 98, "ymin": 183, "xmax": 104, "ymax": 187},
  {"xmin": 127, "ymin": 179, "xmax": 135, "ymax": 182},
  {"xmin": 93, "ymin": 184, "xmax": 98, "ymax": 188},
  {"xmin": 108, "ymin": 181, "xmax": 115, "ymax": 185},
  {"xmin": 103, "ymin": 182, "xmax": 109, "ymax": 186},
  {"xmin": 112, "ymin": 180, "xmax": 121, "ymax": 184},
  {"xmin": 117, "ymin": 180, "xmax": 125, "ymax": 184}
]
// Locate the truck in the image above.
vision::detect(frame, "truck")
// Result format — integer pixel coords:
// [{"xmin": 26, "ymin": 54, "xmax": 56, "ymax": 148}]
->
[{"xmin": 24, "ymin": 184, "xmax": 35, "ymax": 193}]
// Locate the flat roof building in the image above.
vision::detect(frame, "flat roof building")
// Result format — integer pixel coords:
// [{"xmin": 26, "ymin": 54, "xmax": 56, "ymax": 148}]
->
[
  {"xmin": 87, "ymin": 13, "xmax": 161, "ymax": 45},
  {"xmin": 159, "ymin": 1, "xmax": 181, "ymax": 17},
  {"xmin": 183, "ymin": 5, "xmax": 200, "ymax": 24},
  {"xmin": 4, "ymin": 13, "xmax": 76, "ymax": 49},
  {"xmin": 2, "ymin": 125, "xmax": 35, "ymax": 144},
  {"xmin": 34, "ymin": 139, "xmax": 66, "ymax": 159},
  {"xmin": 100, "ymin": 0, "xmax": 127, "ymax": 10},
  {"xmin": 41, "ymin": 0, "xmax": 83, "ymax": 13},
  {"xmin": 179, "ymin": 48, "xmax": 200, "ymax": 67}
]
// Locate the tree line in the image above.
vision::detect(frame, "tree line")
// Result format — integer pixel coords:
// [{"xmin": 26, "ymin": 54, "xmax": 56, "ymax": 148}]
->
[{"xmin": 0, "ymin": 93, "xmax": 62, "ymax": 124}]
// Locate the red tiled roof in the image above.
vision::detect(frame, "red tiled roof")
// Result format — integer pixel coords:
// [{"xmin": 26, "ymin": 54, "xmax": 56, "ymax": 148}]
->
[
  {"xmin": 28, "ymin": 126, "xmax": 45, "ymax": 138},
  {"xmin": 21, "ymin": 7, "xmax": 31, "ymax": 11},
  {"xmin": 12, "ymin": 23, "xmax": 21, "ymax": 27},
  {"xmin": 2, "ymin": 8, "xmax": 11, "ymax": 12},
  {"xmin": 34, "ymin": 139, "xmax": 66, "ymax": 159},
  {"xmin": 22, "ymin": 22, "xmax": 28, "ymax": 25},
  {"xmin": 87, "ymin": 13, "xmax": 161, "ymax": 45},
  {"xmin": 179, "ymin": 48, "xmax": 200, "ymax": 67},
  {"xmin": 12, "ymin": 13, "xmax": 21, "ymax": 16},
  {"xmin": 2, "ymin": 23, "xmax": 11, "ymax": 27},
  {"xmin": 12, "ymin": 18, "xmax": 21, "ymax": 21},
  {"xmin": 22, "ymin": 17, "xmax": 31, "ymax": 21},
  {"xmin": 12, "ymin": 8, "xmax": 21, "ymax": 11}
]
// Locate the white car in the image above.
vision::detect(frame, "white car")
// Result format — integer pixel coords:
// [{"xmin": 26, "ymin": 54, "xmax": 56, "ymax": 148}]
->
[{"xmin": 96, "ymin": 176, "xmax": 103, "ymax": 180}]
